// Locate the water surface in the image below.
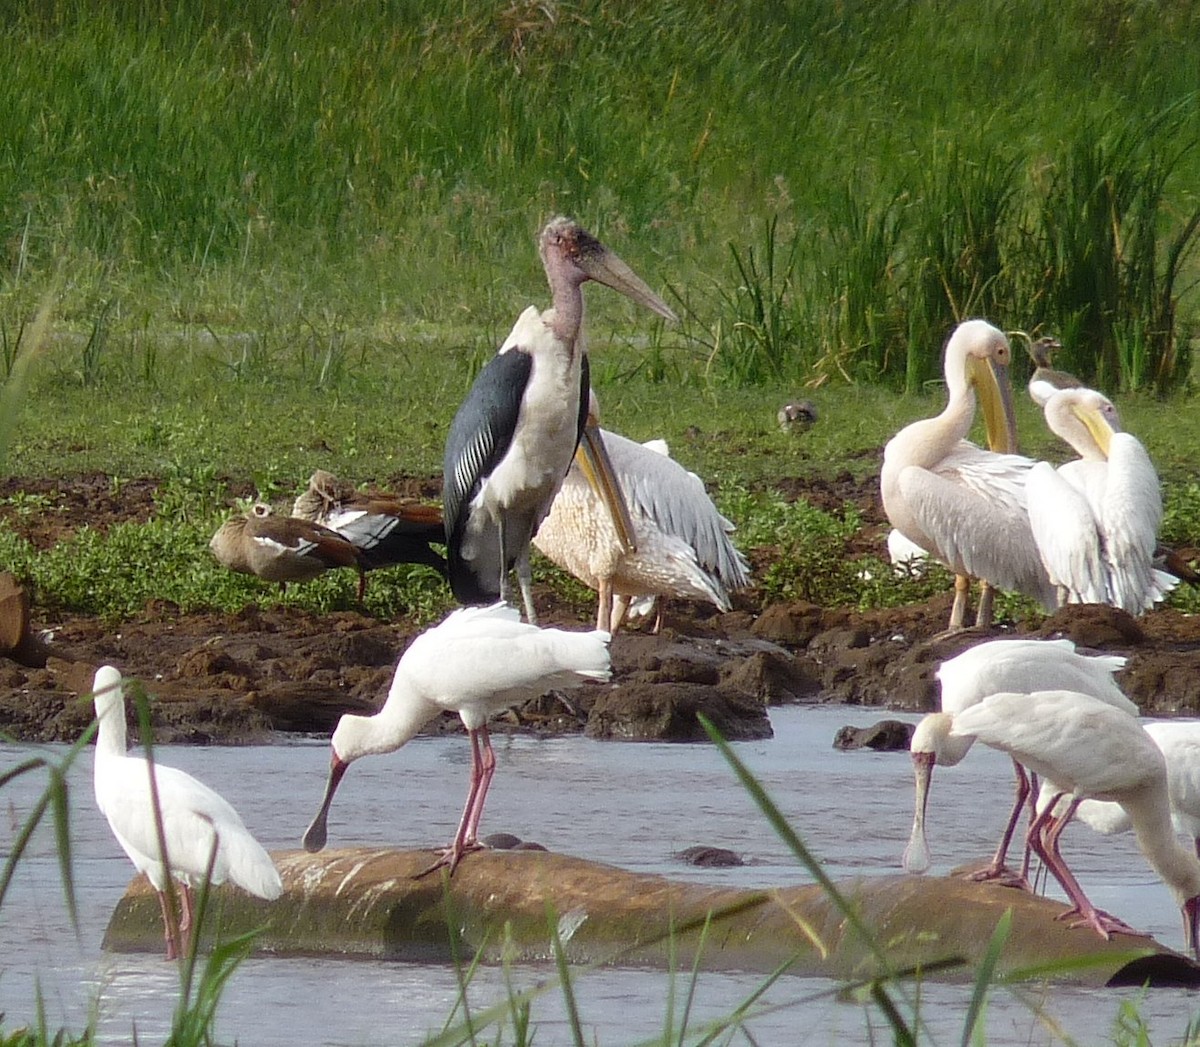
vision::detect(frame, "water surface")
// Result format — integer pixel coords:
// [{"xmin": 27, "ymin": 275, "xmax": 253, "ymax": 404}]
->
[{"xmin": 3, "ymin": 706, "xmax": 1198, "ymax": 1044}]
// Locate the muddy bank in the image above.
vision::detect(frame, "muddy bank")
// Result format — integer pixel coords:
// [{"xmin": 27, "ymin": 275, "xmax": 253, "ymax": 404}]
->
[{"xmin": 2, "ymin": 472, "xmax": 1199, "ymax": 744}]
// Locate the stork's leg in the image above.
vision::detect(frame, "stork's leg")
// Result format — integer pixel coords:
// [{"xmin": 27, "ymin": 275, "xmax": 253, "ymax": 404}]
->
[
  {"xmin": 964, "ymin": 759, "xmax": 1033, "ymax": 889},
  {"xmin": 975, "ymin": 582, "xmax": 995, "ymax": 628},
  {"xmin": 651, "ymin": 598, "xmax": 666, "ymax": 635},
  {"xmin": 515, "ymin": 548, "xmax": 538, "ymax": 625},
  {"xmin": 156, "ymin": 888, "xmax": 182, "ymax": 961},
  {"xmin": 948, "ymin": 575, "xmax": 971, "ymax": 630},
  {"xmin": 497, "ymin": 518, "xmax": 512, "ymax": 605}
]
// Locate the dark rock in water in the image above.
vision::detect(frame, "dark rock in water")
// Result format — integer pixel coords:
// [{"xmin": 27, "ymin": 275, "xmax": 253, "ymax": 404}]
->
[
  {"xmin": 586, "ymin": 681, "xmax": 772, "ymax": 742},
  {"xmin": 833, "ymin": 719, "xmax": 915, "ymax": 751},
  {"xmin": 675, "ymin": 845, "xmax": 744, "ymax": 867},
  {"xmin": 720, "ymin": 649, "xmax": 821, "ymax": 705},
  {"xmin": 482, "ymin": 833, "xmax": 548, "ymax": 852}
]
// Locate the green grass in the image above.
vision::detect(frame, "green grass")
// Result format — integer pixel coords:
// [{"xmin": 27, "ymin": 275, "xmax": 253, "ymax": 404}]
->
[{"xmin": 0, "ymin": 0, "xmax": 1197, "ymax": 393}]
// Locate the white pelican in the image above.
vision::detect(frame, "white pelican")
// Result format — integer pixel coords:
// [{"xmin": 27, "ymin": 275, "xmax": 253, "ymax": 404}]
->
[
  {"xmin": 442, "ymin": 216, "xmax": 677, "ymax": 624},
  {"xmin": 92, "ymin": 666, "xmax": 282, "ymax": 959},
  {"xmin": 210, "ymin": 502, "xmax": 367, "ymax": 594},
  {"xmin": 532, "ymin": 391, "xmax": 750, "ymax": 633},
  {"xmin": 952, "ymin": 689, "xmax": 1200, "ymax": 953},
  {"xmin": 904, "ymin": 637, "xmax": 1133, "ymax": 882},
  {"xmin": 302, "ymin": 602, "xmax": 611, "ymax": 875},
  {"xmin": 1027, "ymin": 387, "xmax": 1176, "ymax": 614},
  {"xmin": 1024, "ymin": 335, "xmax": 1077, "ymax": 406},
  {"xmin": 881, "ymin": 319, "xmax": 1056, "ymax": 630},
  {"xmin": 292, "ymin": 469, "xmax": 448, "ymax": 591}
]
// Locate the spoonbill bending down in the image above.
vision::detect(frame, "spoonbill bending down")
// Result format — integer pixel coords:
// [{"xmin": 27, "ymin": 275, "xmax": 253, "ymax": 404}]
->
[
  {"xmin": 443, "ymin": 216, "xmax": 677, "ymax": 624},
  {"xmin": 91, "ymin": 666, "xmax": 282, "ymax": 960},
  {"xmin": 532, "ymin": 391, "xmax": 750, "ymax": 633},
  {"xmin": 210, "ymin": 502, "xmax": 366, "ymax": 593},
  {"xmin": 952, "ymin": 689, "xmax": 1200, "ymax": 954},
  {"xmin": 1027, "ymin": 387, "xmax": 1176, "ymax": 614},
  {"xmin": 881, "ymin": 319, "xmax": 1055, "ymax": 630},
  {"xmin": 291, "ymin": 469, "xmax": 448, "ymax": 594},
  {"xmin": 1038, "ymin": 720, "xmax": 1200, "ymax": 858},
  {"xmin": 302, "ymin": 603, "xmax": 611, "ymax": 875},
  {"xmin": 904, "ymin": 638, "xmax": 1133, "ymax": 883}
]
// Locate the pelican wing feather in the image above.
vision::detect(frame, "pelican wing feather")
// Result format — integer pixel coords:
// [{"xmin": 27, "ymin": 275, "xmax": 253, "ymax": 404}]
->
[
  {"xmin": 1027, "ymin": 460, "xmax": 1108, "ymax": 604},
  {"xmin": 898, "ymin": 466, "xmax": 1056, "ymax": 610},
  {"xmin": 600, "ymin": 427, "xmax": 749, "ymax": 590}
]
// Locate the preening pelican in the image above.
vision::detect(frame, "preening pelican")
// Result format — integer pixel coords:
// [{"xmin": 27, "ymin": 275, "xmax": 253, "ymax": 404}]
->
[
  {"xmin": 904, "ymin": 638, "xmax": 1132, "ymax": 882},
  {"xmin": 952, "ymin": 689, "xmax": 1200, "ymax": 954},
  {"xmin": 881, "ymin": 319, "xmax": 1056, "ymax": 629},
  {"xmin": 210, "ymin": 502, "xmax": 366, "ymax": 593},
  {"xmin": 532, "ymin": 391, "xmax": 750, "ymax": 632},
  {"xmin": 1027, "ymin": 387, "xmax": 1176, "ymax": 614},
  {"xmin": 292, "ymin": 469, "xmax": 448, "ymax": 594},
  {"xmin": 92, "ymin": 666, "xmax": 282, "ymax": 959},
  {"xmin": 1024, "ymin": 335, "xmax": 1077, "ymax": 406},
  {"xmin": 302, "ymin": 603, "xmax": 611, "ymax": 875},
  {"xmin": 442, "ymin": 217, "xmax": 677, "ymax": 624}
]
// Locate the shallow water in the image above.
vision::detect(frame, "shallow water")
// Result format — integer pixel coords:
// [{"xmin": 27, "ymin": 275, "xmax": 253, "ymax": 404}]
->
[{"xmin": 2, "ymin": 705, "xmax": 1199, "ymax": 1045}]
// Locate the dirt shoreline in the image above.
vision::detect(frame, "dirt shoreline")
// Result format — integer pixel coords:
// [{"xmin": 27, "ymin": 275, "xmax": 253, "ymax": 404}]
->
[{"xmin": 2, "ymin": 473, "xmax": 1199, "ymax": 745}]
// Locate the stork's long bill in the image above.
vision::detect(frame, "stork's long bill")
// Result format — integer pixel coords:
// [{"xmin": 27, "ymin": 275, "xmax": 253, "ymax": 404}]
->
[
  {"xmin": 575, "ymin": 422, "xmax": 638, "ymax": 555},
  {"xmin": 968, "ymin": 354, "xmax": 1019, "ymax": 454},
  {"xmin": 565, "ymin": 224, "xmax": 678, "ymax": 323}
]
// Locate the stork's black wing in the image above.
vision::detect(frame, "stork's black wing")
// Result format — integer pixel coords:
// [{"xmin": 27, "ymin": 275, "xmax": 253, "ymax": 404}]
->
[{"xmin": 442, "ymin": 349, "xmax": 532, "ymax": 602}]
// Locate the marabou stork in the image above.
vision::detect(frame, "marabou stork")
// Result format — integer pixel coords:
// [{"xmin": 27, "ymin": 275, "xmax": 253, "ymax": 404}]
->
[{"xmin": 442, "ymin": 216, "xmax": 677, "ymax": 623}]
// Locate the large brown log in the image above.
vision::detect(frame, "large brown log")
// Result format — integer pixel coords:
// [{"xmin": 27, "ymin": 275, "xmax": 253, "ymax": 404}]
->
[{"xmin": 102, "ymin": 848, "xmax": 1200, "ymax": 987}]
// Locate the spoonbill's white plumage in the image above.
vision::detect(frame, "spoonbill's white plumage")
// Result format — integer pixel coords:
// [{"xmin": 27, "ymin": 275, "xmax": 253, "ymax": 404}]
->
[
  {"xmin": 1027, "ymin": 387, "xmax": 1176, "ymax": 614},
  {"xmin": 532, "ymin": 392, "xmax": 750, "ymax": 633},
  {"xmin": 881, "ymin": 319, "xmax": 1055, "ymax": 630},
  {"xmin": 1040, "ymin": 720, "xmax": 1200, "ymax": 856},
  {"xmin": 904, "ymin": 638, "xmax": 1132, "ymax": 881},
  {"xmin": 442, "ymin": 217, "xmax": 676, "ymax": 624},
  {"xmin": 302, "ymin": 603, "xmax": 611, "ymax": 875},
  {"xmin": 91, "ymin": 665, "xmax": 282, "ymax": 960},
  {"xmin": 952, "ymin": 689, "xmax": 1200, "ymax": 953}
]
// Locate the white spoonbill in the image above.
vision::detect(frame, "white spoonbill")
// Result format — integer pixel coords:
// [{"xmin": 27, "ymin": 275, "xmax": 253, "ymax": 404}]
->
[
  {"xmin": 952, "ymin": 689, "xmax": 1200, "ymax": 953},
  {"xmin": 881, "ymin": 319, "xmax": 1055, "ymax": 630},
  {"xmin": 1027, "ymin": 387, "xmax": 1176, "ymax": 614},
  {"xmin": 532, "ymin": 391, "xmax": 750, "ymax": 633},
  {"xmin": 1038, "ymin": 720, "xmax": 1200, "ymax": 857},
  {"xmin": 91, "ymin": 665, "xmax": 282, "ymax": 960},
  {"xmin": 904, "ymin": 637, "xmax": 1133, "ymax": 881},
  {"xmin": 302, "ymin": 603, "xmax": 611, "ymax": 875},
  {"xmin": 442, "ymin": 216, "xmax": 677, "ymax": 624}
]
